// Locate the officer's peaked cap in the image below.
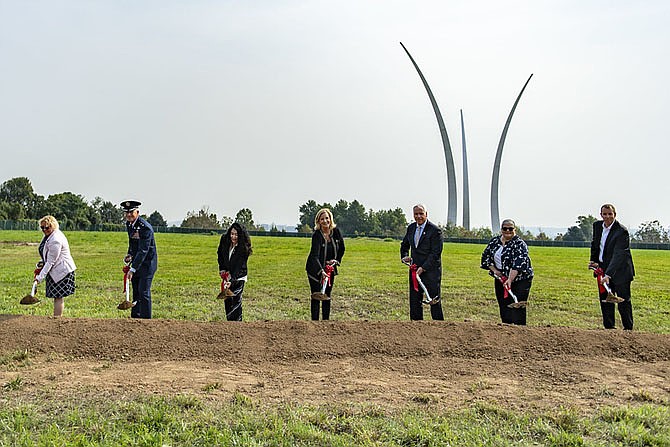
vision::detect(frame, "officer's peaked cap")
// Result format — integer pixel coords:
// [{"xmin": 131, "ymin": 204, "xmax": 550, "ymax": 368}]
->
[{"xmin": 120, "ymin": 200, "xmax": 141, "ymax": 212}]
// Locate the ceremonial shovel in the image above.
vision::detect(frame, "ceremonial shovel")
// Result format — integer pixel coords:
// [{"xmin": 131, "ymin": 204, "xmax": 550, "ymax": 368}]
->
[
  {"xmin": 311, "ymin": 276, "xmax": 329, "ymax": 301},
  {"xmin": 599, "ymin": 281, "xmax": 624, "ymax": 303},
  {"xmin": 589, "ymin": 266, "xmax": 624, "ymax": 303},
  {"xmin": 492, "ymin": 273, "xmax": 527, "ymax": 308},
  {"xmin": 402, "ymin": 260, "xmax": 440, "ymax": 305},
  {"xmin": 20, "ymin": 261, "xmax": 44, "ymax": 305},
  {"xmin": 311, "ymin": 263, "xmax": 336, "ymax": 301},
  {"xmin": 117, "ymin": 260, "xmax": 136, "ymax": 310},
  {"xmin": 217, "ymin": 272, "xmax": 235, "ymax": 300}
]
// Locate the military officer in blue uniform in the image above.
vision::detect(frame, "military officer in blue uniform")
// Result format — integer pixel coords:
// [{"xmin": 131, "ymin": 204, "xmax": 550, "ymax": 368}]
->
[{"xmin": 121, "ymin": 200, "xmax": 158, "ymax": 319}]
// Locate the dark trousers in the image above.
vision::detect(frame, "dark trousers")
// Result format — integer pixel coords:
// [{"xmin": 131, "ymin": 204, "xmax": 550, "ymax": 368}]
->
[
  {"xmin": 599, "ymin": 280, "xmax": 633, "ymax": 330},
  {"xmin": 309, "ymin": 276, "xmax": 333, "ymax": 320},
  {"xmin": 131, "ymin": 272, "xmax": 154, "ymax": 319},
  {"xmin": 494, "ymin": 277, "xmax": 532, "ymax": 325},
  {"xmin": 225, "ymin": 280, "xmax": 245, "ymax": 321},
  {"xmin": 408, "ymin": 273, "xmax": 444, "ymax": 321}
]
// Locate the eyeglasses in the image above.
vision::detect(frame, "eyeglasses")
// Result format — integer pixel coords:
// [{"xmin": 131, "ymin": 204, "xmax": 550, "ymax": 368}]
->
[
  {"xmin": 40, "ymin": 226, "xmax": 49, "ymax": 230},
  {"xmin": 501, "ymin": 227, "xmax": 515, "ymax": 231}
]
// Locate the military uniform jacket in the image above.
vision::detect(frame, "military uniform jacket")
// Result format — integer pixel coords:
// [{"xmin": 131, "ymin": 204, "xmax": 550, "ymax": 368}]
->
[
  {"xmin": 590, "ymin": 220, "xmax": 635, "ymax": 283},
  {"xmin": 126, "ymin": 217, "xmax": 158, "ymax": 275}
]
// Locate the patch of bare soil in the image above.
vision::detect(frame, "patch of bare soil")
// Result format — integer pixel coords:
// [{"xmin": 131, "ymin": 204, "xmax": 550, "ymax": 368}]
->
[{"xmin": 1, "ymin": 315, "xmax": 669, "ymax": 410}]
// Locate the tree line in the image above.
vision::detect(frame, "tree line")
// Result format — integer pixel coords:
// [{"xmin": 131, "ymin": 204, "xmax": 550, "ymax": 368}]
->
[
  {"xmin": 2, "ymin": 176, "xmax": 668, "ymax": 241},
  {"xmin": 0, "ymin": 177, "xmax": 408, "ymax": 236},
  {"xmin": 0, "ymin": 177, "xmax": 170, "ymax": 230}
]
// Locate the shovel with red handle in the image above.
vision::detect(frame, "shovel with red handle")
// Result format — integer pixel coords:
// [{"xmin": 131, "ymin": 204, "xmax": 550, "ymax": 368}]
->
[
  {"xmin": 20, "ymin": 261, "xmax": 44, "ymax": 305},
  {"xmin": 117, "ymin": 259, "xmax": 137, "ymax": 310}
]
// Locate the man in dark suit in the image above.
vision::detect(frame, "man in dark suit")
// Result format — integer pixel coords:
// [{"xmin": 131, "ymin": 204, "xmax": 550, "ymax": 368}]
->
[
  {"xmin": 121, "ymin": 200, "xmax": 158, "ymax": 319},
  {"xmin": 589, "ymin": 203, "xmax": 635, "ymax": 330},
  {"xmin": 400, "ymin": 204, "xmax": 444, "ymax": 321}
]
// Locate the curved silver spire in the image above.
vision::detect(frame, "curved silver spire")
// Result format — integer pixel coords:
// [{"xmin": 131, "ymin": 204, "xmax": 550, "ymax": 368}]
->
[
  {"xmin": 460, "ymin": 109, "xmax": 470, "ymax": 230},
  {"xmin": 490, "ymin": 74, "xmax": 533, "ymax": 231},
  {"xmin": 400, "ymin": 42, "xmax": 457, "ymax": 226}
]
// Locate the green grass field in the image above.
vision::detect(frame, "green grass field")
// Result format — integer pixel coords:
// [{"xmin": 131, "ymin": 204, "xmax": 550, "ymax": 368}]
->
[
  {"xmin": 1, "ymin": 230, "xmax": 669, "ymax": 332},
  {"xmin": 1, "ymin": 230, "xmax": 669, "ymax": 446}
]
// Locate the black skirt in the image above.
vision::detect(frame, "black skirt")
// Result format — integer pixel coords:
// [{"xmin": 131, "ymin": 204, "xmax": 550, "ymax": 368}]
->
[{"xmin": 46, "ymin": 272, "xmax": 76, "ymax": 299}]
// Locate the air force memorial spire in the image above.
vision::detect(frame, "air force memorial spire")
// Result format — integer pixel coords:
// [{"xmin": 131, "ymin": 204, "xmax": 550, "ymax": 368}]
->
[
  {"xmin": 400, "ymin": 42, "xmax": 532, "ymax": 230},
  {"xmin": 400, "ymin": 42, "xmax": 458, "ymax": 226}
]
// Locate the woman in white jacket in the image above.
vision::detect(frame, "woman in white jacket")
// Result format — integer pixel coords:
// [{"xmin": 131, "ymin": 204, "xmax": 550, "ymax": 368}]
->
[{"xmin": 36, "ymin": 215, "xmax": 76, "ymax": 316}]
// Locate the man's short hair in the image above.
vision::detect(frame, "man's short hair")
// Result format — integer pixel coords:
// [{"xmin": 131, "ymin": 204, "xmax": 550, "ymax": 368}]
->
[{"xmin": 601, "ymin": 203, "xmax": 616, "ymax": 214}]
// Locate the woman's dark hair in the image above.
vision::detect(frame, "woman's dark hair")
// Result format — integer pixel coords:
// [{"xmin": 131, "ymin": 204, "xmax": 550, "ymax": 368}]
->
[{"xmin": 222, "ymin": 222, "xmax": 253, "ymax": 255}]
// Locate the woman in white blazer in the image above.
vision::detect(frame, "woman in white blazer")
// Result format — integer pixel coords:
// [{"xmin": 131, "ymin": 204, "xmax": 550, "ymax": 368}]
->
[{"xmin": 36, "ymin": 215, "xmax": 77, "ymax": 316}]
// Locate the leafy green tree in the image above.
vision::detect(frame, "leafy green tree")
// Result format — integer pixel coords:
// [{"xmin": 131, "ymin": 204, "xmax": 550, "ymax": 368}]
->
[
  {"xmin": 220, "ymin": 215, "xmax": 233, "ymax": 230},
  {"xmin": 576, "ymin": 215, "xmax": 597, "ymax": 241},
  {"xmin": 297, "ymin": 199, "xmax": 406, "ymax": 236},
  {"xmin": 147, "ymin": 210, "xmax": 168, "ymax": 227},
  {"xmin": 471, "ymin": 227, "xmax": 494, "ymax": 240},
  {"xmin": 536, "ymin": 231, "xmax": 550, "ymax": 241},
  {"xmin": 518, "ymin": 229, "xmax": 535, "ymax": 241},
  {"xmin": 27, "ymin": 194, "xmax": 49, "ymax": 219},
  {"xmin": 297, "ymin": 223, "xmax": 312, "ymax": 234},
  {"xmin": 561, "ymin": 226, "xmax": 586, "ymax": 241},
  {"xmin": 440, "ymin": 224, "xmax": 493, "ymax": 240},
  {"xmin": 297, "ymin": 200, "xmax": 324, "ymax": 232},
  {"xmin": 334, "ymin": 200, "xmax": 367, "ymax": 235},
  {"xmin": 46, "ymin": 192, "xmax": 92, "ymax": 229},
  {"xmin": 562, "ymin": 214, "xmax": 597, "ymax": 242},
  {"xmin": 89, "ymin": 197, "xmax": 122, "ymax": 225},
  {"xmin": 235, "ymin": 208, "xmax": 255, "ymax": 230},
  {"xmin": 633, "ymin": 220, "xmax": 668, "ymax": 243},
  {"xmin": 442, "ymin": 223, "xmax": 466, "ymax": 238},
  {"xmin": 0, "ymin": 177, "xmax": 35, "ymax": 210},
  {"xmin": 375, "ymin": 208, "xmax": 408, "ymax": 236},
  {"xmin": 332, "ymin": 199, "xmax": 349, "ymax": 224},
  {"xmin": 0, "ymin": 201, "xmax": 25, "ymax": 220},
  {"xmin": 181, "ymin": 206, "xmax": 221, "ymax": 229}
]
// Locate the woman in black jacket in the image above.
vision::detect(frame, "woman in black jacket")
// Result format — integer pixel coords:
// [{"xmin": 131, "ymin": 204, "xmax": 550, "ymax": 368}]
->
[
  {"xmin": 217, "ymin": 222, "xmax": 252, "ymax": 321},
  {"xmin": 306, "ymin": 208, "xmax": 345, "ymax": 320}
]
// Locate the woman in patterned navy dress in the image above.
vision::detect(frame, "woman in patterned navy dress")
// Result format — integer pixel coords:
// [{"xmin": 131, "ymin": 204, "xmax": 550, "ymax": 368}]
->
[
  {"xmin": 36, "ymin": 215, "xmax": 77, "ymax": 317},
  {"xmin": 480, "ymin": 219, "xmax": 534, "ymax": 325}
]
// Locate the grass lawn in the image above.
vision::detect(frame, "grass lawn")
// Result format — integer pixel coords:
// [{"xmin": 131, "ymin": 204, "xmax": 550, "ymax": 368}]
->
[
  {"xmin": 1, "ymin": 230, "xmax": 668, "ymax": 332},
  {"xmin": 1, "ymin": 230, "xmax": 669, "ymax": 446}
]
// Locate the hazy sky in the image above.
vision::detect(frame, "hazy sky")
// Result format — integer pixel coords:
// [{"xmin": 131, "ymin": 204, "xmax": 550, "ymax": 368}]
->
[{"xmin": 1, "ymin": 1, "xmax": 668, "ymax": 231}]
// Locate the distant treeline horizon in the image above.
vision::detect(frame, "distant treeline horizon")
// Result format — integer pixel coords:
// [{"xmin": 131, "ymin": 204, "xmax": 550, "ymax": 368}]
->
[{"xmin": 1, "ymin": 176, "xmax": 668, "ymax": 242}]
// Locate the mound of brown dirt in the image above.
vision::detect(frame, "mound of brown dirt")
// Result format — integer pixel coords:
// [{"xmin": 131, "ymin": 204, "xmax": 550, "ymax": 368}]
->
[{"xmin": 1, "ymin": 315, "xmax": 669, "ymax": 410}]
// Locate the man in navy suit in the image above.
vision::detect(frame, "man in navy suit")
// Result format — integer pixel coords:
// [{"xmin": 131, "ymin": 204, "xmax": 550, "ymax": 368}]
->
[
  {"xmin": 400, "ymin": 204, "xmax": 444, "ymax": 321},
  {"xmin": 589, "ymin": 203, "xmax": 635, "ymax": 330},
  {"xmin": 121, "ymin": 200, "xmax": 158, "ymax": 319}
]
